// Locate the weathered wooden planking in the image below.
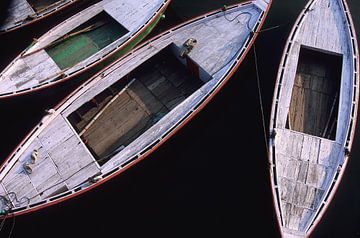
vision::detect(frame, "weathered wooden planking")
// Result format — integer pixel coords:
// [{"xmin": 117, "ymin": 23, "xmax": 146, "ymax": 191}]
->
[
  {"xmin": 62, "ymin": 4, "xmax": 262, "ymax": 116},
  {"xmin": 27, "ymin": 2, "xmax": 104, "ymax": 54},
  {"xmin": 82, "ymin": 55, "xmax": 202, "ymax": 158},
  {"xmin": 62, "ymin": 42, "xmax": 173, "ymax": 116},
  {"xmin": 60, "ymin": 0, "xmax": 166, "ymax": 77},
  {"xmin": 0, "ymin": 139, "xmax": 50, "ymax": 205},
  {"xmin": 0, "ymin": 0, "xmax": 81, "ymax": 33},
  {"xmin": 269, "ymin": 0, "xmax": 359, "ymax": 235},
  {"xmin": 0, "ymin": 49, "xmax": 61, "ymax": 94},
  {"xmin": 0, "ymin": 184, "xmax": 8, "ymax": 204},
  {"xmin": 38, "ymin": 116, "xmax": 75, "ymax": 151},
  {"xmin": 27, "ymin": 142, "xmax": 66, "ymax": 199},
  {"xmin": 38, "ymin": 116, "xmax": 100, "ymax": 188},
  {"xmin": 0, "ymin": 0, "xmax": 169, "ymax": 97},
  {"xmin": 1, "ymin": 0, "xmax": 35, "ymax": 30},
  {"xmin": 0, "ymin": 1, "xmax": 270, "ymax": 216},
  {"xmin": 0, "ymin": 115, "xmax": 99, "ymax": 210},
  {"xmin": 59, "ymin": 3, "xmax": 265, "ymax": 174},
  {"xmin": 288, "ymin": 58, "xmax": 339, "ymax": 138},
  {"xmin": 104, "ymin": 0, "xmax": 163, "ymax": 31},
  {"xmin": 83, "ymin": 86, "xmax": 153, "ymax": 158},
  {"xmin": 170, "ymin": 8, "xmax": 260, "ymax": 76},
  {"xmin": 274, "ymin": 129, "xmax": 342, "ymax": 232},
  {"xmin": 275, "ymin": 0, "xmax": 353, "ymax": 143},
  {"xmin": 1, "ymin": 154, "xmax": 42, "ymax": 206}
]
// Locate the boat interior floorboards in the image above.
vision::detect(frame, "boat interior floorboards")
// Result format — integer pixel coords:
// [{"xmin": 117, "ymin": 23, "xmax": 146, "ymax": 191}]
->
[
  {"xmin": 68, "ymin": 46, "xmax": 204, "ymax": 165},
  {"xmin": 45, "ymin": 11, "xmax": 128, "ymax": 70},
  {"xmin": 286, "ymin": 47, "xmax": 342, "ymax": 140}
]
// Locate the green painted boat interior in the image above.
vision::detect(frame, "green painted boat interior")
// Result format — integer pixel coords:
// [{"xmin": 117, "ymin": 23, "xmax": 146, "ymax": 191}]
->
[
  {"xmin": 27, "ymin": 0, "xmax": 59, "ymax": 12},
  {"xmin": 46, "ymin": 11, "xmax": 129, "ymax": 70}
]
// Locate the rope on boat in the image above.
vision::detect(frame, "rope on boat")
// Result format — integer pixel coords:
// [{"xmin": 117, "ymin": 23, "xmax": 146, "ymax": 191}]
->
[
  {"xmin": 0, "ymin": 6, "xmax": 285, "ymax": 222},
  {"xmin": 0, "ymin": 192, "xmax": 26, "ymax": 238},
  {"xmin": 222, "ymin": 6, "xmax": 282, "ymax": 153},
  {"xmin": 253, "ymin": 43, "xmax": 268, "ymax": 153},
  {"xmin": 222, "ymin": 5, "xmax": 283, "ymax": 34},
  {"xmin": 222, "ymin": 5, "xmax": 253, "ymax": 31},
  {"xmin": 222, "ymin": 6, "xmax": 272, "ymax": 152},
  {"xmin": 0, "ymin": 192, "xmax": 30, "ymax": 213}
]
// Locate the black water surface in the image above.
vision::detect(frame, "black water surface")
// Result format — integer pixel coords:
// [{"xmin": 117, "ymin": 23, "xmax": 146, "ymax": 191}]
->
[{"xmin": 0, "ymin": 0, "xmax": 359, "ymax": 237}]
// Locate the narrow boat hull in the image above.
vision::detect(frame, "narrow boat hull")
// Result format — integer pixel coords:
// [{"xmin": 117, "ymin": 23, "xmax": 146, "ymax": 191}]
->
[
  {"xmin": 0, "ymin": 0, "xmax": 171, "ymax": 98},
  {"xmin": 0, "ymin": 0, "xmax": 85, "ymax": 34},
  {"xmin": 0, "ymin": 0, "xmax": 272, "ymax": 218},
  {"xmin": 268, "ymin": 0, "xmax": 359, "ymax": 237}
]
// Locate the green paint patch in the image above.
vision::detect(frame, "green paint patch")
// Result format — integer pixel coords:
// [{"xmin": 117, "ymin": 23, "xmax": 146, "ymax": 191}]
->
[{"xmin": 46, "ymin": 11, "xmax": 128, "ymax": 70}]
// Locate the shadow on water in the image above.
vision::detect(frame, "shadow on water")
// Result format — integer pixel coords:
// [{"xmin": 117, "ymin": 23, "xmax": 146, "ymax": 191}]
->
[{"xmin": 0, "ymin": 0, "xmax": 360, "ymax": 237}]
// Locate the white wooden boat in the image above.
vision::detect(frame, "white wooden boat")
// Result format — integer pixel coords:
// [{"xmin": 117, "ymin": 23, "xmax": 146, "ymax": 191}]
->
[
  {"xmin": 0, "ymin": 0, "xmax": 85, "ymax": 34},
  {"xmin": 0, "ymin": 0, "xmax": 271, "ymax": 217},
  {"xmin": 268, "ymin": 0, "xmax": 359, "ymax": 237},
  {"xmin": 0, "ymin": 0, "xmax": 170, "ymax": 98}
]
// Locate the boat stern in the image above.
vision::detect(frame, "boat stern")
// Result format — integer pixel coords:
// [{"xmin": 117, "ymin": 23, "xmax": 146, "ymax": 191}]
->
[{"xmin": 282, "ymin": 228, "xmax": 307, "ymax": 238}]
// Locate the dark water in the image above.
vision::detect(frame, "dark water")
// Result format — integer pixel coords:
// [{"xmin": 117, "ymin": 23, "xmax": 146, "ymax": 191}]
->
[{"xmin": 0, "ymin": 0, "xmax": 359, "ymax": 237}]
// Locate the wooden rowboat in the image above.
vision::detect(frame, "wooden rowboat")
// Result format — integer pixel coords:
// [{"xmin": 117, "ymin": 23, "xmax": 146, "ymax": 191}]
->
[
  {"xmin": 0, "ymin": 0, "xmax": 271, "ymax": 217},
  {"xmin": 0, "ymin": 0, "xmax": 86, "ymax": 34},
  {"xmin": 0, "ymin": 0, "xmax": 170, "ymax": 98},
  {"xmin": 268, "ymin": 0, "xmax": 359, "ymax": 237}
]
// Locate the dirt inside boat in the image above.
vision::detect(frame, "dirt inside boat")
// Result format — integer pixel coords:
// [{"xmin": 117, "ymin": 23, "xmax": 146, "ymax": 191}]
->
[
  {"xmin": 286, "ymin": 46, "xmax": 342, "ymax": 140},
  {"xmin": 67, "ymin": 45, "xmax": 207, "ymax": 165},
  {"xmin": 46, "ymin": 11, "xmax": 128, "ymax": 69},
  {"xmin": 28, "ymin": 0, "xmax": 60, "ymax": 12}
]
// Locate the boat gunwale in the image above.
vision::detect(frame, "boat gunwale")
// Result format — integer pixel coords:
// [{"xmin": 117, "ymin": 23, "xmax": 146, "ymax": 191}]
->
[
  {"xmin": 0, "ymin": 0, "xmax": 84, "ymax": 34},
  {"xmin": 267, "ymin": 0, "xmax": 360, "ymax": 236},
  {"xmin": 0, "ymin": 0, "xmax": 272, "ymax": 218},
  {"xmin": 0, "ymin": 0, "xmax": 171, "ymax": 99},
  {"xmin": 307, "ymin": 0, "xmax": 360, "ymax": 236}
]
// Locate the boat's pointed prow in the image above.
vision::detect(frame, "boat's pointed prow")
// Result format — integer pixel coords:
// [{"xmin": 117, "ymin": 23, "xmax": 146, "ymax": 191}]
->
[
  {"xmin": 0, "ymin": 0, "xmax": 272, "ymax": 218},
  {"xmin": 0, "ymin": 0, "xmax": 171, "ymax": 98},
  {"xmin": 269, "ymin": 0, "xmax": 359, "ymax": 237},
  {"xmin": 0, "ymin": 0, "xmax": 84, "ymax": 34},
  {"xmin": 282, "ymin": 227, "xmax": 307, "ymax": 238}
]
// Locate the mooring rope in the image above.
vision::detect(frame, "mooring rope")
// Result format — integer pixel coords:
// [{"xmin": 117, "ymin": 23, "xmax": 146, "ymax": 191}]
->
[
  {"xmin": 0, "ymin": 205, "xmax": 12, "ymax": 237},
  {"xmin": 255, "ymin": 24, "xmax": 282, "ymax": 33},
  {"xmin": 7, "ymin": 215, "xmax": 15, "ymax": 238},
  {"xmin": 0, "ymin": 190, "xmax": 30, "ymax": 237},
  {"xmin": 223, "ymin": 10, "xmax": 253, "ymax": 31},
  {"xmin": 0, "ymin": 213, "xmax": 16, "ymax": 238},
  {"xmin": 253, "ymin": 43, "xmax": 269, "ymax": 153},
  {"xmin": 222, "ymin": 5, "xmax": 282, "ymax": 154},
  {"xmin": 0, "ymin": 211, "xmax": 8, "ymax": 232}
]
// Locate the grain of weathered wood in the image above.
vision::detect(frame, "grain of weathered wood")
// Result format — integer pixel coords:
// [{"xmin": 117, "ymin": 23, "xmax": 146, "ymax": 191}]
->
[
  {"xmin": 0, "ymin": 0, "xmax": 82, "ymax": 33},
  {"xmin": 81, "ymin": 55, "xmax": 203, "ymax": 159},
  {"xmin": 269, "ymin": 0, "xmax": 359, "ymax": 237},
  {"xmin": 0, "ymin": 1, "xmax": 271, "ymax": 216},
  {"xmin": 0, "ymin": 0, "xmax": 169, "ymax": 97}
]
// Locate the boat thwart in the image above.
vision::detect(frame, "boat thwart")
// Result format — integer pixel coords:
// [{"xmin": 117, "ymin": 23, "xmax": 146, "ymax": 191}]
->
[{"xmin": 268, "ymin": 0, "xmax": 359, "ymax": 237}]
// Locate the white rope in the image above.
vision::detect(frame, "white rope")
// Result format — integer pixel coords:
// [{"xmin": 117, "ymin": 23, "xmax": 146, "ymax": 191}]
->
[{"xmin": 253, "ymin": 43, "xmax": 268, "ymax": 153}]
